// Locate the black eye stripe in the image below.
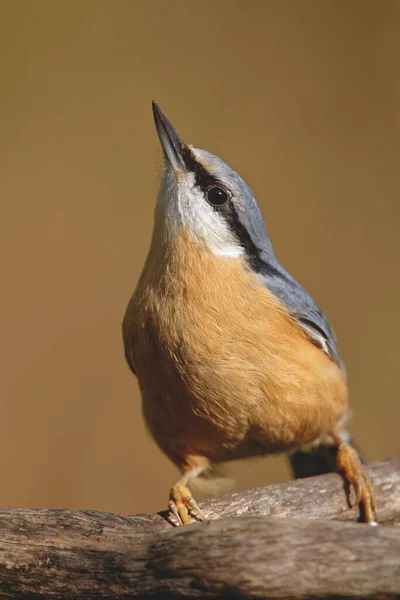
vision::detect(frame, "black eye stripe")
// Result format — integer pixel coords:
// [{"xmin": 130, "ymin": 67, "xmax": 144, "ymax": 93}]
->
[
  {"xmin": 180, "ymin": 146, "xmax": 220, "ymax": 189},
  {"xmin": 179, "ymin": 146, "xmax": 263, "ymax": 266}
]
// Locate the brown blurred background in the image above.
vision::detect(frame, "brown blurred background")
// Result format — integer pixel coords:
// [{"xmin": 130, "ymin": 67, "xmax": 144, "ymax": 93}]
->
[{"xmin": 1, "ymin": 1, "xmax": 399, "ymax": 515}]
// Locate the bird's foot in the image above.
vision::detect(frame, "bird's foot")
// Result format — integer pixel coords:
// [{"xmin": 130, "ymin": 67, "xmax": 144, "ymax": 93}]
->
[
  {"xmin": 168, "ymin": 483, "xmax": 206, "ymax": 526},
  {"xmin": 336, "ymin": 441, "xmax": 377, "ymax": 524}
]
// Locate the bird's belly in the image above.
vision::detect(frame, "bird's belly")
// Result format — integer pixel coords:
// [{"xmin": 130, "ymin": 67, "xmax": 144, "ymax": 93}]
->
[
  {"xmin": 132, "ymin": 314, "xmax": 348, "ymax": 466},
  {"xmin": 126, "ymin": 239, "xmax": 348, "ymax": 467}
]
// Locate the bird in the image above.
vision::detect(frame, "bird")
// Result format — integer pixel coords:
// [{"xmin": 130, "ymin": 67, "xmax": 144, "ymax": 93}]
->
[{"xmin": 122, "ymin": 101, "xmax": 376, "ymax": 526}]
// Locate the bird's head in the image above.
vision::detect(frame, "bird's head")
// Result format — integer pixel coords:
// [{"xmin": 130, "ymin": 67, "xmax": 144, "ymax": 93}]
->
[{"xmin": 152, "ymin": 101, "xmax": 273, "ymax": 261}]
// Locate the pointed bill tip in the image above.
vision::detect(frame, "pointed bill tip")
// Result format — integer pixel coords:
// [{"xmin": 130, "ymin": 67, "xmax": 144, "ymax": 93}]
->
[
  {"xmin": 151, "ymin": 101, "xmax": 188, "ymax": 173},
  {"xmin": 152, "ymin": 100, "xmax": 162, "ymax": 119}
]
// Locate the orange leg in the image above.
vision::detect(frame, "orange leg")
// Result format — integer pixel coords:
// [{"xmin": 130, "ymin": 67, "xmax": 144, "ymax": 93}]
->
[
  {"xmin": 332, "ymin": 434, "xmax": 377, "ymax": 524},
  {"xmin": 168, "ymin": 456, "xmax": 209, "ymax": 526}
]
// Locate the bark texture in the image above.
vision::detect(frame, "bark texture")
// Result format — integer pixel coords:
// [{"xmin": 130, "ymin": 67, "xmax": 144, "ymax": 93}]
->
[{"xmin": 0, "ymin": 456, "xmax": 398, "ymax": 599}]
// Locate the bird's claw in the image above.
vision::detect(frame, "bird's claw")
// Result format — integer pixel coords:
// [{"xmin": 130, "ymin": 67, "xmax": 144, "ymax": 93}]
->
[
  {"xmin": 187, "ymin": 495, "xmax": 206, "ymax": 521},
  {"xmin": 169, "ymin": 484, "xmax": 206, "ymax": 526},
  {"xmin": 336, "ymin": 442, "xmax": 377, "ymax": 524}
]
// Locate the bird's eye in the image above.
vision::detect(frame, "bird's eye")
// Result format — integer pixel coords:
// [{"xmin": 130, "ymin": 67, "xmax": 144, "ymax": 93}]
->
[{"xmin": 207, "ymin": 187, "xmax": 228, "ymax": 206}]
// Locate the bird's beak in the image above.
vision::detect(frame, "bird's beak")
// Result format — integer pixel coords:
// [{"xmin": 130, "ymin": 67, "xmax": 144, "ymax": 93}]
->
[{"xmin": 152, "ymin": 101, "xmax": 188, "ymax": 174}]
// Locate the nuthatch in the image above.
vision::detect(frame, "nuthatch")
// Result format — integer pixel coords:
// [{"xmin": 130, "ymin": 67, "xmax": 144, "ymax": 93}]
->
[{"xmin": 123, "ymin": 102, "xmax": 376, "ymax": 525}]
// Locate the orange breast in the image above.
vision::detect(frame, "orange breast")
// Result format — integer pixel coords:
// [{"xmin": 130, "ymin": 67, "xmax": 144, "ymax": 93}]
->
[{"xmin": 123, "ymin": 229, "xmax": 348, "ymax": 468}]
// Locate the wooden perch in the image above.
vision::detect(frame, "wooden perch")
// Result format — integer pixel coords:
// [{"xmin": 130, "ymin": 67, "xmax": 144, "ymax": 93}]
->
[{"xmin": 0, "ymin": 456, "xmax": 398, "ymax": 599}]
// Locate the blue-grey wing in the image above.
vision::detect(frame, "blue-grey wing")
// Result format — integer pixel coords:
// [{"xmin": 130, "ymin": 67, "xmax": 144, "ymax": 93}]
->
[{"xmin": 257, "ymin": 264, "xmax": 344, "ymax": 371}]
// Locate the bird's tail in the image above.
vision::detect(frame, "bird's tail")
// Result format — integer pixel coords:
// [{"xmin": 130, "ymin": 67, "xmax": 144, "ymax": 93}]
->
[{"xmin": 289, "ymin": 436, "xmax": 368, "ymax": 480}]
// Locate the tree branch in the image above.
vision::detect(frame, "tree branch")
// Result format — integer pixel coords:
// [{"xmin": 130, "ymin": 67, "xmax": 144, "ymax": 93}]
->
[
  {"xmin": 0, "ymin": 456, "xmax": 398, "ymax": 599},
  {"xmin": 130, "ymin": 454, "xmax": 400, "ymax": 531}
]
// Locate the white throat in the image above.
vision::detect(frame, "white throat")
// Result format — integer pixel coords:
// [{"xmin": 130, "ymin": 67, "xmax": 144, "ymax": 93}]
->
[{"xmin": 156, "ymin": 164, "xmax": 244, "ymax": 259}]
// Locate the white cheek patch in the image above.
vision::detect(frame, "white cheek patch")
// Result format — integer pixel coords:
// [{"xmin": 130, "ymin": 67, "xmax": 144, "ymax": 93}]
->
[
  {"xmin": 213, "ymin": 246, "xmax": 244, "ymax": 258},
  {"xmin": 158, "ymin": 168, "xmax": 244, "ymax": 259}
]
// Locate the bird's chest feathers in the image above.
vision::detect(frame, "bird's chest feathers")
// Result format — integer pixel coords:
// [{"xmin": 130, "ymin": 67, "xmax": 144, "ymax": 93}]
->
[
  {"xmin": 132, "ymin": 231, "xmax": 282, "ymax": 370},
  {"xmin": 130, "ymin": 229, "xmax": 336, "ymax": 389},
  {"xmin": 128, "ymin": 230, "xmax": 347, "ymax": 455}
]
